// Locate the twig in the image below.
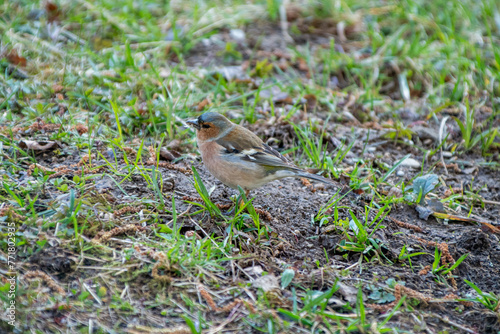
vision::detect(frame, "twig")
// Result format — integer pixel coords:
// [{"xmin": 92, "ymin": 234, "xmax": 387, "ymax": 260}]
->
[
  {"xmin": 279, "ymin": 0, "xmax": 293, "ymax": 46},
  {"xmin": 83, "ymin": 282, "xmax": 103, "ymax": 305},
  {"xmin": 100, "ymin": 40, "xmax": 177, "ymax": 53},
  {"xmin": 439, "ymin": 116, "xmax": 450, "ymax": 175},
  {"xmin": 167, "ymin": 204, "xmax": 193, "ymax": 226},
  {"xmin": 207, "ymin": 305, "xmax": 243, "ymax": 334},
  {"xmin": 482, "ymin": 199, "xmax": 500, "ymax": 206},
  {"xmin": 425, "ymin": 313, "xmax": 477, "ymax": 334},
  {"xmin": 344, "ymin": 261, "xmax": 359, "ymax": 271},
  {"xmin": 410, "ymin": 313, "xmax": 434, "ymax": 334}
]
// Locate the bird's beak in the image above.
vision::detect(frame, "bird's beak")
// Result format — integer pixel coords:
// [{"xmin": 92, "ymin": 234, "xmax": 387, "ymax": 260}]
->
[{"xmin": 186, "ymin": 119, "xmax": 200, "ymax": 130}]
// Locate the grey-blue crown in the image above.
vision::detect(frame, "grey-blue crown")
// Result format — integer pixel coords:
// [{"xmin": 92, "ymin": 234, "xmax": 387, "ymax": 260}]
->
[{"xmin": 198, "ymin": 112, "xmax": 229, "ymax": 124}]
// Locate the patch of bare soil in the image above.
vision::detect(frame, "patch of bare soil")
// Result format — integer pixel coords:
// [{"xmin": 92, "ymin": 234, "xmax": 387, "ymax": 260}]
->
[{"xmin": 13, "ymin": 110, "xmax": 500, "ymax": 332}]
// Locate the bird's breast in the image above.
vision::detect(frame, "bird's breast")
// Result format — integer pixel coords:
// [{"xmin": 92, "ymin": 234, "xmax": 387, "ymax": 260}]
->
[{"xmin": 198, "ymin": 140, "xmax": 276, "ymax": 190}]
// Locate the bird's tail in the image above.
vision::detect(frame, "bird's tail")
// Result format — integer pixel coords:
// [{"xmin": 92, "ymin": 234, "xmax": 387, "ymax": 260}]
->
[{"xmin": 296, "ymin": 172, "xmax": 338, "ymax": 186}]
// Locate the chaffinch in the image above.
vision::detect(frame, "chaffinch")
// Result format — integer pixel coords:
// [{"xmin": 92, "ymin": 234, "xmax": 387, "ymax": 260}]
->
[{"xmin": 187, "ymin": 112, "xmax": 336, "ymax": 198}]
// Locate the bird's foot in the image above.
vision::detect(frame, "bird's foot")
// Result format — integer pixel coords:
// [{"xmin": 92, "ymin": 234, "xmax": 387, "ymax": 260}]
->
[
  {"xmin": 223, "ymin": 205, "xmax": 236, "ymax": 216},
  {"xmin": 222, "ymin": 190, "xmax": 251, "ymax": 216}
]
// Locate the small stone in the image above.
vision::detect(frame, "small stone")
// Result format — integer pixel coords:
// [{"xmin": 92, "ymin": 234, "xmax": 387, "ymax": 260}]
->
[
  {"xmin": 396, "ymin": 170, "xmax": 404, "ymax": 177},
  {"xmin": 387, "ymin": 186, "xmax": 403, "ymax": 197},
  {"xmin": 313, "ymin": 183, "xmax": 325, "ymax": 191},
  {"xmin": 462, "ymin": 167, "xmax": 478, "ymax": 175},
  {"xmin": 412, "ymin": 125, "xmax": 439, "ymax": 141},
  {"xmin": 253, "ymin": 274, "xmax": 279, "ymax": 292},
  {"xmin": 344, "ymin": 158, "xmax": 354, "ymax": 165},
  {"xmin": 442, "ymin": 151, "xmax": 452, "ymax": 158},
  {"xmin": 229, "ymin": 29, "xmax": 246, "ymax": 41},
  {"xmin": 400, "ymin": 157, "xmax": 421, "ymax": 169},
  {"xmin": 245, "ymin": 265, "xmax": 263, "ymax": 276},
  {"xmin": 163, "ymin": 174, "xmax": 175, "ymax": 191},
  {"xmin": 337, "ymin": 282, "xmax": 359, "ymax": 304},
  {"xmin": 105, "ymin": 149, "xmax": 115, "ymax": 159}
]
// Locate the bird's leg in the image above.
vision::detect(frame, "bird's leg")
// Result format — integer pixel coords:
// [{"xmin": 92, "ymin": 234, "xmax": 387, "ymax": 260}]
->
[
  {"xmin": 238, "ymin": 190, "xmax": 250, "ymax": 211},
  {"xmin": 222, "ymin": 191, "xmax": 243, "ymax": 216},
  {"xmin": 223, "ymin": 190, "xmax": 250, "ymax": 216},
  {"xmin": 223, "ymin": 206, "xmax": 235, "ymax": 216}
]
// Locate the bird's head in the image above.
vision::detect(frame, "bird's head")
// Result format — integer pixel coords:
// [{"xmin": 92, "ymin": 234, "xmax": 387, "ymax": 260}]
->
[{"xmin": 186, "ymin": 112, "xmax": 233, "ymax": 141}]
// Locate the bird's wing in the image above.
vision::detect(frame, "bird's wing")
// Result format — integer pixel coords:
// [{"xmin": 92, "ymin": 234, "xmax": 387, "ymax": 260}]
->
[
  {"xmin": 215, "ymin": 125, "xmax": 297, "ymax": 170},
  {"xmin": 240, "ymin": 144, "xmax": 297, "ymax": 169}
]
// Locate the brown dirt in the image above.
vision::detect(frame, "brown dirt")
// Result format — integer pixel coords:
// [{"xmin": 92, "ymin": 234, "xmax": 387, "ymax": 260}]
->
[{"xmin": 20, "ymin": 121, "xmax": 500, "ymax": 332}]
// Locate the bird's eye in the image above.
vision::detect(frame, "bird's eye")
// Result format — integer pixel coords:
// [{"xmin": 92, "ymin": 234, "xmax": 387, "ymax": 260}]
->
[{"xmin": 202, "ymin": 124, "xmax": 211, "ymax": 128}]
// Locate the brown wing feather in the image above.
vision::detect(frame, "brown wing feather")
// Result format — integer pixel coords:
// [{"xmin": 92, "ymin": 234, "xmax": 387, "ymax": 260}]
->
[
  {"xmin": 260, "ymin": 143, "xmax": 293, "ymax": 164},
  {"xmin": 215, "ymin": 125, "xmax": 298, "ymax": 170},
  {"xmin": 215, "ymin": 125, "xmax": 262, "ymax": 152}
]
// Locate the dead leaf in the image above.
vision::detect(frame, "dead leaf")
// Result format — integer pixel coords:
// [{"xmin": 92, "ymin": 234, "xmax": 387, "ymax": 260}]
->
[
  {"xmin": 72, "ymin": 124, "xmax": 88, "ymax": 135},
  {"xmin": 19, "ymin": 140, "xmax": 59, "ymax": 151},
  {"xmin": 166, "ymin": 139, "xmax": 182, "ymax": 151},
  {"xmin": 240, "ymin": 60, "xmax": 250, "ymax": 71},
  {"xmin": 462, "ymin": 166, "xmax": 478, "ymax": 175},
  {"xmin": 387, "ymin": 187, "xmax": 403, "ymax": 198},
  {"xmin": 272, "ymin": 50, "xmax": 292, "ymax": 59},
  {"xmin": 480, "ymin": 223, "xmax": 500, "ymax": 234},
  {"xmin": 259, "ymin": 88, "xmax": 294, "ymax": 104},
  {"xmin": 273, "ymin": 92, "xmax": 293, "ymax": 104},
  {"xmin": 304, "ymin": 94, "xmax": 317, "ymax": 110},
  {"xmin": 160, "ymin": 147, "xmax": 180, "ymax": 161},
  {"xmin": 136, "ymin": 102, "xmax": 148, "ymax": 116},
  {"xmin": 29, "ymin": 120, "xmax": 61, "ymax": 133},
  {"xmin": 57, "ymin": 105, "xmax": 66, "ymax": 116},
  {"xmin": 233, "ymin": 78, "xmax": 256, "ymax": 86},
  {"xmin": 297, "ymin": 58, "xmax": 309, "ymax": 72},
  {"xmin": 244, "ymin": 265, "xmax": 264, "ymax": 277},
  {"xmin": 52, "ymin": 84, "xmax": 64, "ymax": 93},
  {"xmin": 431, "ymin": 212, "xmax": 479, "ymax": 223},
  {"xmin": 337, "ymin": 282, "xmax": 359, "ymax": 304},
  {"xmin": 252, "ymin": 275, "xmax": 279, "ymax": 292},
  {"xmin": 277, "ymin": 59, "xmax": 289, "ymax": 71},
  {"xmin": 46, "ymin": 1, "xmax": 61, "ymax": 22},
  {"xmin": 431, "ymin": 212, "xmax": 499, "ymax": 233},
  {"xmin": 285, "ymin": 4, "xmax": 302, "ymax": 21},
  {"xmin": 6, "ymin": 50, "xmax": 27, "ymax": 67},
  {"xmin": 196, "ymin": 98, "xmax": 211, "ymax": 111}
]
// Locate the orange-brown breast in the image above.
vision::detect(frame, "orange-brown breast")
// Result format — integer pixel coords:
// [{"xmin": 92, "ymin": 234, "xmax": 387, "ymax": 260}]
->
[
  {"xmin": 198, "ymin": 141, "xmax": 235, "ymax": 187},
  {"xmin": 197, "ymin": 140, "xmax": 268, "ymax": 190}
]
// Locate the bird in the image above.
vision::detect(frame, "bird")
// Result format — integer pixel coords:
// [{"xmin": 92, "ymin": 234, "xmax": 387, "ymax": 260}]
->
[{"xmin": 186, "ymin": 112, "xmax": 337, "ymax": 204}]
